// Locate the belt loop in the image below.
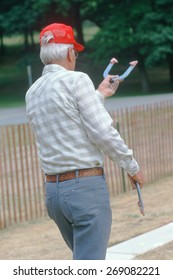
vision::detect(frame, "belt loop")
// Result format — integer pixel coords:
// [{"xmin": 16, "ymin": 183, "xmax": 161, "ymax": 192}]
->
[{"xmin": 75, "ymin": 170, "xmax": 79, "ymax": 183}]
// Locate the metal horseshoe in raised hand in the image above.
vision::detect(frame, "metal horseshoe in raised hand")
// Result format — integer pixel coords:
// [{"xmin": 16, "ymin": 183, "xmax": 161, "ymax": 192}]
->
[{"xmin": 103, "ymin": 58, "xmax": 138, "ymax": 83}]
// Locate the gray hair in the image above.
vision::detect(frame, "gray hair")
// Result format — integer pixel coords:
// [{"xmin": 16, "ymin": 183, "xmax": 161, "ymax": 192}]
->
[{"xmin": 40, "ymin": 31, "xmax": 73, "ymax": 65}]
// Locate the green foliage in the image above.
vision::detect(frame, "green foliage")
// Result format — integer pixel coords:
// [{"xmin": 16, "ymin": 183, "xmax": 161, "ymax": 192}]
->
[
  {"xmin": 1, "ymin": 0, "xmax": 173, "ymax": 98},
  {"xmin": 137, "ymin": 0, "xmax": 173, "ymax": 66},
  {"xmin": 89, "ymin": 0, "xmax": 173, "ymax": 67}
]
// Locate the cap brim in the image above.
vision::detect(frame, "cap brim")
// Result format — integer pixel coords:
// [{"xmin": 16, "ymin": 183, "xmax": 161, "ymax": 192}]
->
[{"xmin": 74, "ymin": 42, "xmax": 84, "ymax": 52}]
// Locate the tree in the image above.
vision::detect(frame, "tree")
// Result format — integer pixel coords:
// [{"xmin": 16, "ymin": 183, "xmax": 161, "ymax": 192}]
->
[
  {"xmin": 138, "ymin": 0, "xmax": 173, "ymax": 84},
  {"xmin": 0, "ymin": 14, "xmax": 5, "ymax": 54},
  {"xmin": 34, "ymin": 0, "xmax": 85, "ymax": 44},
  {"xmin": 0, "ymin": 0, "xmax": 117, "ymax": 53},
  {"xmin": 89, "ymin": 1, "xmax": 152, "ymax": 92},
  {"xmin": 2, "ymin": 0, "xmax": 173, "ymax": 89},
  {"xmin": 0, "ymin": 0, "xmax": 22, "ymax": 54},
  {"xmin": 4, "ymin": 0, "xmax": 40, "ymax": 51},
  {"xmin": 88, "ymin": 0, "xmax": 173, "ymax": 91},
  {"xmin": 0, "ymin": 0, "xmax": 41, "ymax": 52}
]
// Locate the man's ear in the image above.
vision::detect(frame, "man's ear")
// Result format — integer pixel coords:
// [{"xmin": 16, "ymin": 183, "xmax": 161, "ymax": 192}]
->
[{"xmin": 67, "ymin": 48, "xmax": 73, "ymax": 62}]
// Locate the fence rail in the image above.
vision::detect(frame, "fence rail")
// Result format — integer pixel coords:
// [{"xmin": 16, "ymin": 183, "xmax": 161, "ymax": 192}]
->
[{"xmin": 0, "ymin": 100, "xmax": 173, "ymax": 229}]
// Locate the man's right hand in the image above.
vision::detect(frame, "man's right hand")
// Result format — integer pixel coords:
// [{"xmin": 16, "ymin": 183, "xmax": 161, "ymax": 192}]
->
[{"xmin": 128, "ymin": 170, "xmax": 144, "ymax": 189}]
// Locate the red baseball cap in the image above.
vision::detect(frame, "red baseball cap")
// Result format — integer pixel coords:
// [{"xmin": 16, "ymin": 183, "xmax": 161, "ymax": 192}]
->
[{"xmin": 40, "ymin": 23, "xmax": 84, "ymax": 52}]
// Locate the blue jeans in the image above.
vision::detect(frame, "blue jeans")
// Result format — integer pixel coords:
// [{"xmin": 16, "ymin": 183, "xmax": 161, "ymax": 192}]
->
[{"xmin": 45, "ymin": 174, "xmax": 112, "ymax": 260}]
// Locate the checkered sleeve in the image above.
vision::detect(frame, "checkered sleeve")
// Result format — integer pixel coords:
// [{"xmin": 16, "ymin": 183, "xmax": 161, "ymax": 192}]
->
[
  {"xmin": 75, "ymin": 73, "xmax": 139, "ymax": 176},
  {"xmin": 95, "ymin": 90, "xmax": 105, "ymax": 105}
]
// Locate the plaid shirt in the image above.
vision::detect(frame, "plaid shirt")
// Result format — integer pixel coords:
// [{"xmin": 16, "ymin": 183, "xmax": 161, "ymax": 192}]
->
[{"xmin": 25, "ymin": 64, "xmax": 139, "ymax": 176}]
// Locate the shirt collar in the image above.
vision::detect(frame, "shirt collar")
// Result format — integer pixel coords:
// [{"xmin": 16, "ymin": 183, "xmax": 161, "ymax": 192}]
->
[{"xmin": 42, "ymin": 64, "xmax": 66, "ymax": 75}]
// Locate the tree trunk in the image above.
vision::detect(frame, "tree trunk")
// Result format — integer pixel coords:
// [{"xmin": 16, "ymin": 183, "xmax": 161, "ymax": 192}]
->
[
  {"xmin": 168, "ymin": 54, "xmax": 173, "ymax": 85},
  {"xmin": 137, "ymin": 54, "xmax": 151, "ymax": 93},
  {"xmin": 30, "ymin": 31, "xmax": 35, "ymax": 49},
  {"xmin": 0, "ymin": 32, "xmax": 5, "ymax": 54},
  {"xmin": 24, "ymin": 30, "xmax": 29, "ymax": 51},
  {"xmin": 72, "ymin": 3, "xmax": 85, "ymax": 45}
]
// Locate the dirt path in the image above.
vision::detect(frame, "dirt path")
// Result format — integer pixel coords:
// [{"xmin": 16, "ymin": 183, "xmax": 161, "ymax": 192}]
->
[{"xmin": 0, "ymin": 176, "xmax": 173, "ymax": 260}]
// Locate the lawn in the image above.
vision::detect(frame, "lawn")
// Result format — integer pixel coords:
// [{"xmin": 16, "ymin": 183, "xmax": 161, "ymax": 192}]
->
[
  {"xmin": 0, "ymin": 23, "xmax": 172, "ymax": 108},
  {"xmin": 0, "ymin": 45, "xmax": 42, "ymax": 107}
]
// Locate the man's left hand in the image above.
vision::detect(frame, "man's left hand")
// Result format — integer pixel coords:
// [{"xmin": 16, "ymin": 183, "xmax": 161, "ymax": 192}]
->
[{"xmin": 97, "ymin": 75, "xmax": 121, "ymax": 98}]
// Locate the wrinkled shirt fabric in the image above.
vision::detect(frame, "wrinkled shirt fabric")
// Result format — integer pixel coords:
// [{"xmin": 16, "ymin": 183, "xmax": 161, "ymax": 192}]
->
[{"xmin": 26, "ymin": 64, "xmax": 139, "ymax": 176}]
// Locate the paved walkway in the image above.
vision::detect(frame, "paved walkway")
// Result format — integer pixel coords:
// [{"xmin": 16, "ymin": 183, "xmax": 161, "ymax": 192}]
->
[
  {"xmin": 106, "ymin": 222, "xmax": 173, "ymax": 259},
  {"xmin": 0, "ymin": 93, "xmax": 173, "ymax": 126},
  {"xmin": 105, "ymin": 92, "xmax": 173, "ymax": 111}
]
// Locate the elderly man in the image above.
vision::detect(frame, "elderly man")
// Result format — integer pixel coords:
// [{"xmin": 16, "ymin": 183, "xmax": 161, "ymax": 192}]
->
[{"xmin": 25, "ymin": 23, "xmax": 144, "ymax": 260}]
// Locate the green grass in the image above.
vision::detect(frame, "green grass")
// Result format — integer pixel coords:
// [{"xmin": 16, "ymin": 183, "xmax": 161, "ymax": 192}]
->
[
  {"xmin": 0, "ymin": 45, "xmax": 42, "ymax": 108},
  {"xmin": 0, "ymin": 24, "xmax": 172, "ymax": 108}
]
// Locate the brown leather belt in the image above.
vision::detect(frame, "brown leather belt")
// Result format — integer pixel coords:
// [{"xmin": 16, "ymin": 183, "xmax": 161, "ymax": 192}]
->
[{"xmin": 46, "ymin": 167, "xmax": 103, "ymax": 183}]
